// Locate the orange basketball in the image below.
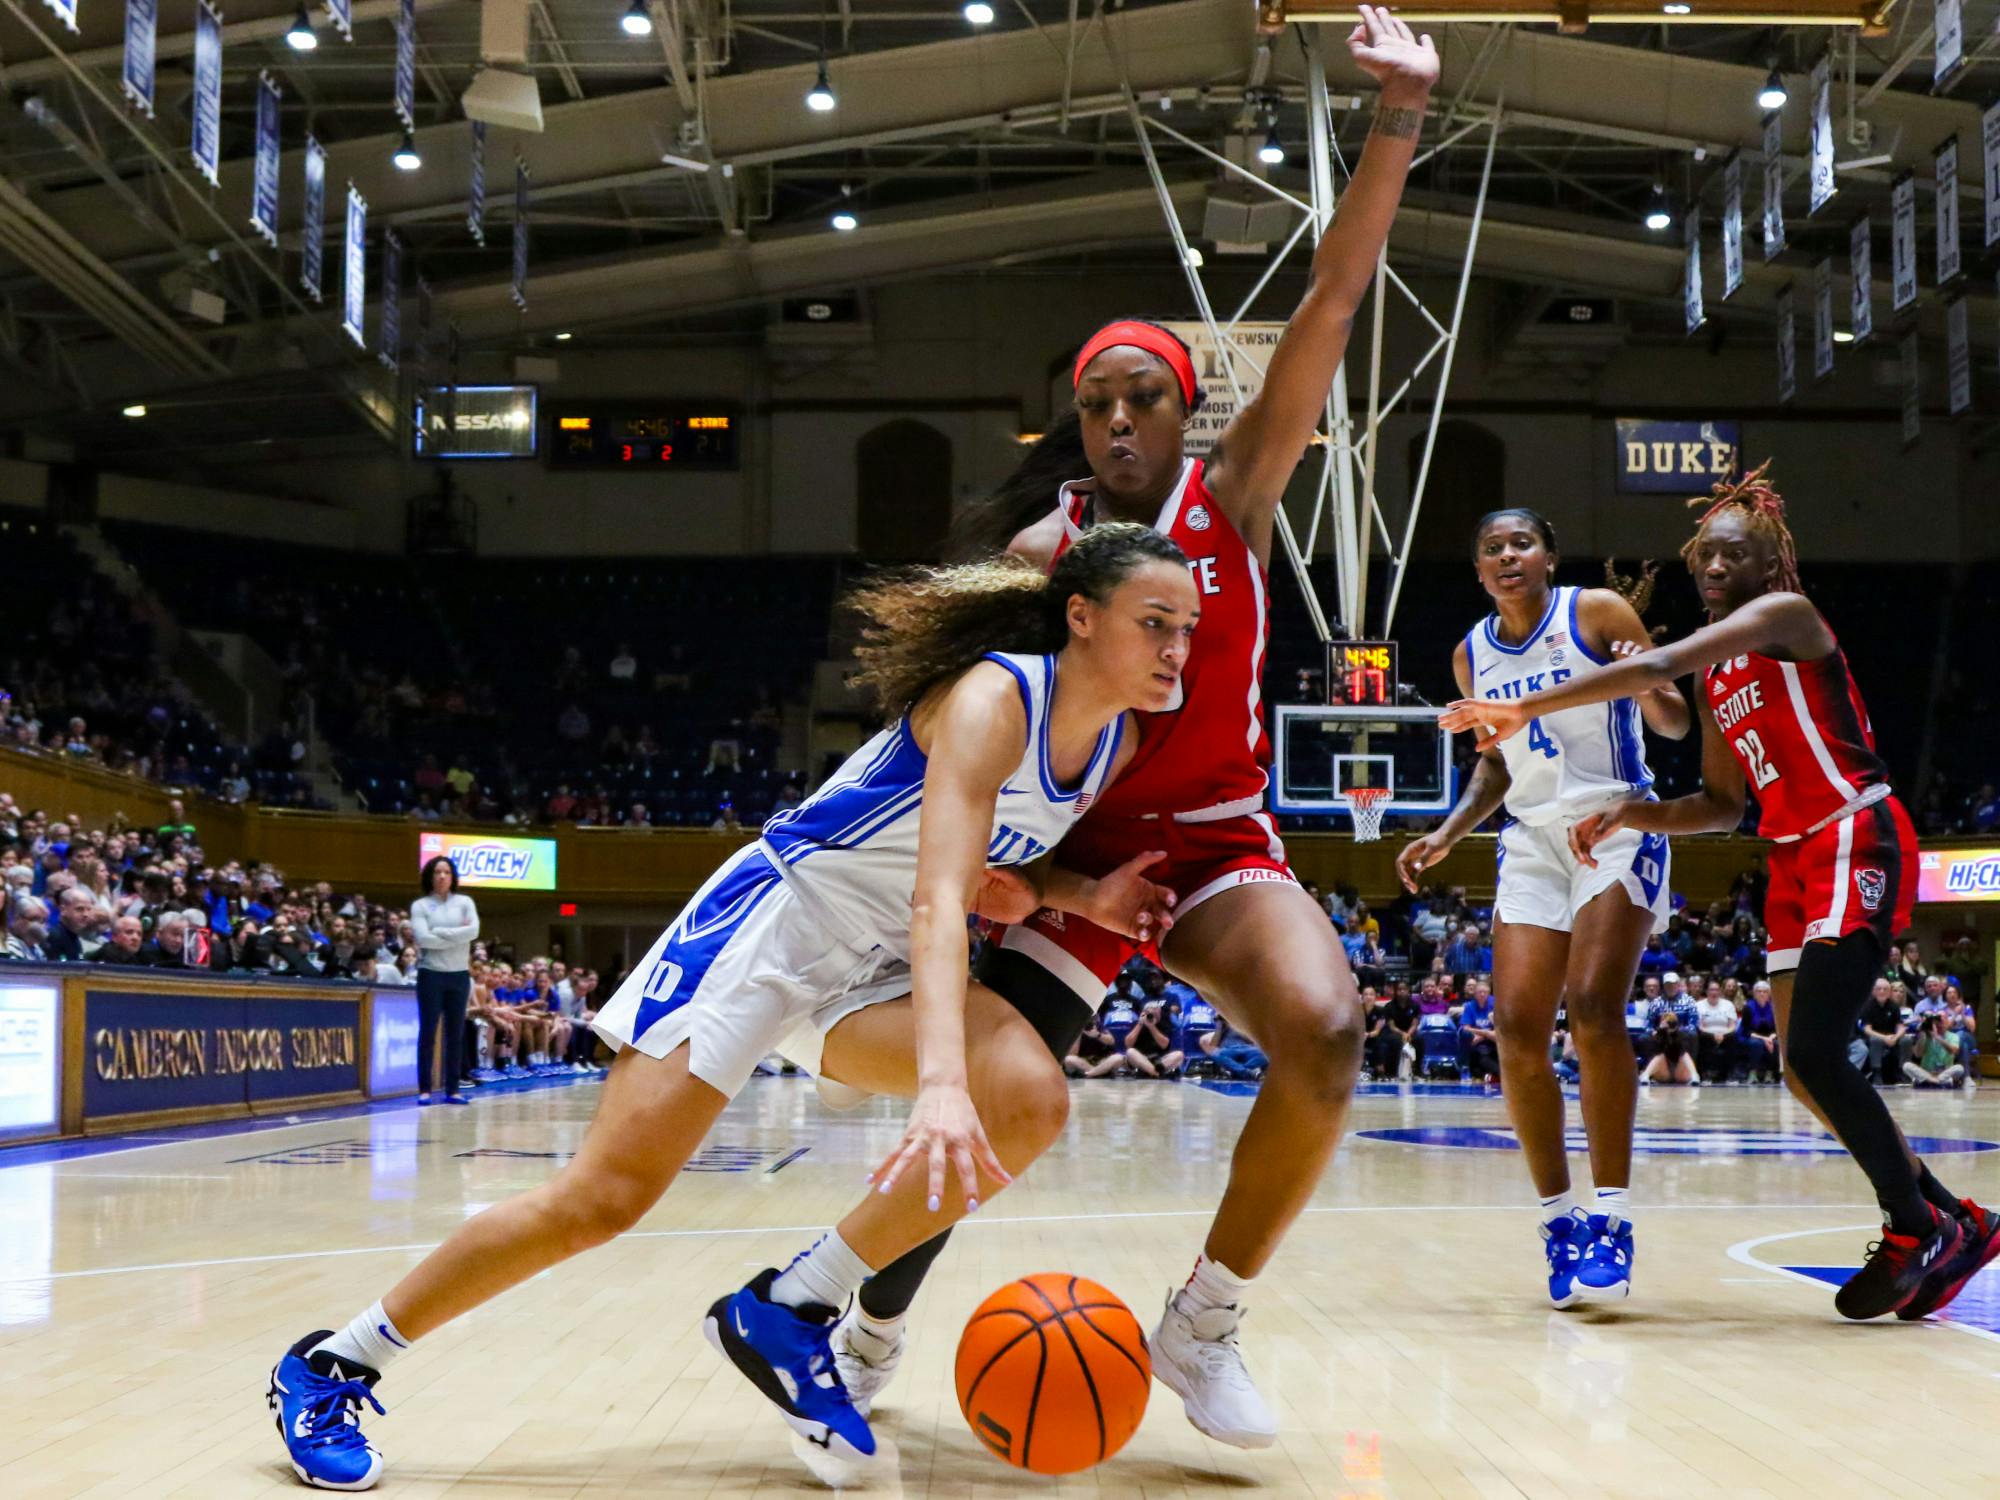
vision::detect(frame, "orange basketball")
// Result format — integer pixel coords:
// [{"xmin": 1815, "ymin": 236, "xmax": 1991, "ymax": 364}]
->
[{"xmin": 954, "ymin": 1273, "xmax": 1151, "ymax": 1475}]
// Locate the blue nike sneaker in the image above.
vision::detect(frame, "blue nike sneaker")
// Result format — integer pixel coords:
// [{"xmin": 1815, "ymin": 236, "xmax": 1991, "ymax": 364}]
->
[
  {"xmin": 1574, "ymin": 1213, "xmax": 1635, "ymax": 1302},
  {"xmin": 1541, "ymin": 1210, "xmax": 1588, "ymax": 1309},
  {"xmin": 267, "ymin": 1331, "xmax": 386, "ymax": 1490},
  {"xmin": 703, "ymin": 1268, "xmax": 876, "ymax": 1464}
]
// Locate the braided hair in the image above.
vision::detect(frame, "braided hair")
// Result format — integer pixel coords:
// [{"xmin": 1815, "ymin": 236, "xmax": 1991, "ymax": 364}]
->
[
  {"xmin": 1601, "ymin": 558, "xmax": 1666, "ymax": 640},
  {"xmin": 1680, "ymin": 459, "xmax": 1801, "ymax": 594}
]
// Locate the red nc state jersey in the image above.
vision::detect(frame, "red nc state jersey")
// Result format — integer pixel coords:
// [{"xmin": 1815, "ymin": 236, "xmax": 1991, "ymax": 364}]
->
[
  {"xmin": 1048, "ymin": 458, "xmax": 1270, "ymax": 817},
  {"xmin": 1703, "ymin": 630, "xmax": 1892, "ymax": 842}
]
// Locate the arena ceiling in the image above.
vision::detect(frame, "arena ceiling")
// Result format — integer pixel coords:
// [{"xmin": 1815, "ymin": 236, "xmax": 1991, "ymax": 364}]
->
[{"xmin": 0, "ymin": 0, "xmax": 1990, "ymax": 450}]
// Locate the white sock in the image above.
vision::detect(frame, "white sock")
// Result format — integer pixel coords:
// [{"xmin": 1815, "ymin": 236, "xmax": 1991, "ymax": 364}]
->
[
  {"xmin": 1594, "ymin": 1187, "xmax": 1631, "ymax": 1224},
  {"xmin": 850, "ymin": 1305, "xmax": 904, "ymax": 1357},
  {"xmin": 311, "ymin": 1300, "xmax": 410, "ymax": 1375},
  {"xmin": 771, "ymin": 1230, "xmax": 874, "ymax": 1312},
  {"xmin": 1538, "ymin": 1189, "xmax": 1578, "ymax": 1227},
  {"xmin": 1174, "ymin": 1253, "xmax": 1252, "ymax": 1317}
]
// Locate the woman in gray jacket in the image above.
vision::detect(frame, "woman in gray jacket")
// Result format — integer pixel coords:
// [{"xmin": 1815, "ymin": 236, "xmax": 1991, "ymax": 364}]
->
[{"xmin": 411, "ymin": 856, "xmax": 480, "ymax": 1105}]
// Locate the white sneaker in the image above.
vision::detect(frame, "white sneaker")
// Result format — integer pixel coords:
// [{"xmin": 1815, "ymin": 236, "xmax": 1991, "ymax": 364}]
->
[
  {"xmin": 1148, "ymin": 1292, "xmax": 1278, "ymax": 1449},
  {"xmin": 830, "ymin": 1308, "xmax": 903, "ymax": 1417}
]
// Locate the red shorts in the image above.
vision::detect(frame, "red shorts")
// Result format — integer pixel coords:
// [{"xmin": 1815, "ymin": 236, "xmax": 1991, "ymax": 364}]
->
[
  {"xmin": 997, "ymin": 807, "xmax": 1294, "ymax": 1003},
  {"xmin": 1763, "ymin": 794, "xmax": 1916, "ymax": 972}
]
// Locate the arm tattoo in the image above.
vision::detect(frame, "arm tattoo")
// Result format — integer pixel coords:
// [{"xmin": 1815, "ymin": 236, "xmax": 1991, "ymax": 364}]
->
[{"xmin": 1371, "ymin": 105, "xmax": 1422, "ymax": 141}]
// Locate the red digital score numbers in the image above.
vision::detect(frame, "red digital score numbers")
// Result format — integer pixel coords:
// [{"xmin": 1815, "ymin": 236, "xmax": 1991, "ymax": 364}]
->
[
  {"xmin": 1328, "ymin": 641, "xmax": 1398, "ymax": 707},
  {"xmin": 548, "ymin": 409, "xmax": 740, "ymax": 470}
]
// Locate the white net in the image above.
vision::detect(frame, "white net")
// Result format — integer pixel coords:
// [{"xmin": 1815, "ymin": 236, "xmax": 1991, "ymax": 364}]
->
[{"xmin": 1340, "ymin": 788, "xmax": 1391, "ymax": 843}]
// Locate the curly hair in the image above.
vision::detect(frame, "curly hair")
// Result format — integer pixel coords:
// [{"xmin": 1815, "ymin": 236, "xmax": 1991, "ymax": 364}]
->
[
  {"xmin": 847, "ymin": 521, "xmax": 1187, "ymax": 714},
  {"xmin": 1680, "ymin": 459, "xmax": 1801, "ymax": 594}
]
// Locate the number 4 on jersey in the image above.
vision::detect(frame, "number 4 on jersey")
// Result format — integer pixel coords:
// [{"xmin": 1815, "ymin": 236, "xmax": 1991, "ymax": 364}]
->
[
  {"xmin": 1734, "ymin": 727, "xmax": 1781, "ymax": 789},
  {"xmin": 1526, "ymin": 718, "xmax": 1559, "ymax": 760}
]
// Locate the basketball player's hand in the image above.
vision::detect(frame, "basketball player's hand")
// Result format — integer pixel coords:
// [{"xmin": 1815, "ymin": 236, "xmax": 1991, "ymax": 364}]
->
[
  {"xmin": 973, "ymin": 866, "xmax": 1042, "ymax": 926},
  {"xmin": 1609, "ymin": 637, "xmax": 1674, "ymax": 695},
  {"xmin": 1439, "ymin": 697, "xmax": 1525, "ymax": 751},
  {"xmin": 1395, "ymin": 831, "xmax": 1452, "ymax": 892},
  {"xmin": 873, "ymin": 1083, "xmax": 1012, "ymax": 1215},
  {"xmin": 1347, "ymin": 5, "xmax": 1439, "ymax": 105},
  {"xmin": 1567, "ymin": 804, "xmax": 1632, "ymax": 869},
  {"xmin": 1078, "ymin": 850, "xmax": 1177, "ymax": 944}
]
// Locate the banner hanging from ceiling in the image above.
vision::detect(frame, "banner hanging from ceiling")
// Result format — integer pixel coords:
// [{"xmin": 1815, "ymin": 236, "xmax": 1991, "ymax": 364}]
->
[
  {"xmin": 1775, "ymin": 282, "xmax": 1796, "ymax": 404},
  {"xmin": 395, "ymin": 0, "xmax": 417, "ymax": 130},
  {"xmin": 1721, "ymin": 153, "xmax": 1743, "ymax": 300},
  {"xmin": 1683, "ymin": 210, "xmax": 1704, "ymax": 336},
  {"xmin": 1936, "ymin": 0, "xmax": 1964, "ymax": 88},
  {"xmin": 512, "ymin": 159, "xmax": 530, "ymax": 311},
  {"xmin": 121, "ymin": 0, "xmax": 156, "ymax": 117},
  {"xmin": 1850, "ymin": 214, "xmax": 1874, "ymax": 344},
  {"xmin": 1761, "ymin": 113, "xmax": 1785, "ymax": 260},
  {"xmin": 343, "ymin": 185, "xmax": 367, "ymax": 349},
  {"xmin": 191, "ymin": 0, "xmax": 222, "ymax": 187},
  {"xmin": 379, "ymin": 229, "xmax": 403, "ymax": 373},
  {"xmin": 1891, "ymin": 172, "xmax": 1918, "ymax": 312},
  {"xmin": 1813, "ymin": 257, "xmax": 1834, "ymax": 379},
  {"xmin": 468, "ymin": 121, "xmax": 486, "ymax": 245},
  {"xmin": 1936, "ymin": 136, "xmax": 1962, "ymax": 287},
  {"xmin": 1808, "ymin": 52, "xmax": 1835, "ymax": 215},
  {"xmin": 251, "ymin": 73, "xmax": 282, "ymax": 249},
  {"xmin": 302, "ymin": 135, "xmax": 327, "ymax": 301}
]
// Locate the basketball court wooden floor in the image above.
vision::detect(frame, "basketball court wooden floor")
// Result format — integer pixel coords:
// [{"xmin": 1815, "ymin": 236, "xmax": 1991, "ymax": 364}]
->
[{"xmin": 5, "ymin": 1074, "xmax": 1999, "ymax": 1500}]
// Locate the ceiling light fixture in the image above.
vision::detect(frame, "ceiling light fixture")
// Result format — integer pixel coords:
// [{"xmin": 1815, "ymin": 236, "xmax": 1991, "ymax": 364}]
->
[
  {"xmin": 392, "ymin": 131, "xmax": 421, "ymax": 171},
  {"xmin": 1643, "ymin": 183, "xmax": 1672, "ymax": 231},
  {"xmin": 963, "ymin": 0, "xmax": 995, "ymax": 22},
  {"xmin": 122, "ymin": 404, "xmax": 147, "ymax": 418},
  {"xmin": 1257, "ymin": 124, "xmax": 1285, "ymax": 166},
  {"xmin": 1661, "ymin": 2, "xmax": 1691, "ymax": 12},
  {"xmin": 806, "ymin": 57, "xmax": 836, "ymax": 112},
  {"xmin": 831, "ymin": 210, "xmax": 858, "ymax": 231},
  {"xmin": 1758, "ymin": 67, "xmax": 1788, "ymax": 111},
  {"xmin": 621, "ymin": 0, "xmax": 653, "ymax": 35},
  {"xmin": 285, "ymin": 6, "xmax": 317, "ymax": 49}
]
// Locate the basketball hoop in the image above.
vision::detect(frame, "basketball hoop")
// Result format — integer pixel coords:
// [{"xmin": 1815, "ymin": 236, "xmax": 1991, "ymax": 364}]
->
[{"xmin": 1340, "ymin": 786, "xmax": 1391, "ymax": 844}]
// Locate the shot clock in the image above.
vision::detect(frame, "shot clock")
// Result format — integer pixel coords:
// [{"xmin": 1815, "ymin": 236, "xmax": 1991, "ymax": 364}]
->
[
  {"xmin": 1325, "ymin": 640, "xmax": 1399, "ymax": 707},
  {"xmin": 545, "ymin": 404, "xmax": 741, "ymax": 470}
]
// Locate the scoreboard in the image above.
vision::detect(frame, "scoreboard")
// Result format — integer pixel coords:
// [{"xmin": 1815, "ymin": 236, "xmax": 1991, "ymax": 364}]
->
[
  {"xmin": 545, "ymin": 404, "xmax": 741, "ymax": 470},
  {"xmin": 1326, "ymin": 640, "xmax": 1399, "ymax": 707}
]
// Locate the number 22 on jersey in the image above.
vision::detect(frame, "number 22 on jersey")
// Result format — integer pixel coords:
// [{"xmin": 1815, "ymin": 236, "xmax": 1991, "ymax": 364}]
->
[{"xmin": 1734, "ymin": 727, "xmax": 1781, "ymax": 789}]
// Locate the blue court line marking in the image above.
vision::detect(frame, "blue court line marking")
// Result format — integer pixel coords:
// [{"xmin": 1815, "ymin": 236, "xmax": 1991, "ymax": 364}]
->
[{"xmin": 0, "ymin": 1071, "xmax": 596, "ymax": 1171}]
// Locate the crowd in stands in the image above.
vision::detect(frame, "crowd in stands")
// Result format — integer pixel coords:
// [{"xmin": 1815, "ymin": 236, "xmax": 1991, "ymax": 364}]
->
[
  {"xmin": 1054, "ymin": 867, "xmax": 1987, "ymax": 1094},
  {"xmin": 0, "ymin": 522, "xmax": 321, "ymax": 808},
  {"xmin": 13, "ymin": 514, "xmax": 1999, "ymax": 839},
  {"xmin": 0, "ymin": 791, "xmax": 607, "ymax": 1088}
]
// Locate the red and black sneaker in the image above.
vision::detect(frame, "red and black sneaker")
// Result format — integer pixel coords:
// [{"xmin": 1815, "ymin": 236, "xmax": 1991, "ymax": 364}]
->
[
  {"xmin": 1897, "ymin": 1200, "xmax": 2000, "ymax": 1322},
  {"xmin": 1834, "ymin": 1207, "xmax": 1963, "ymax": 1321}
]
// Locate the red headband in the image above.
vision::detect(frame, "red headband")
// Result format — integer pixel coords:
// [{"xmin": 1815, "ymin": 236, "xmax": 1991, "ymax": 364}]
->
[{"xmin": 1072, "ymin": 321, "xmax": 1197, "ymax": 408}]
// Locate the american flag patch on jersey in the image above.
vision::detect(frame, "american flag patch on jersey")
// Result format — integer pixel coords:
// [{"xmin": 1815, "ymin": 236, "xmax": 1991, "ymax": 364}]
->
[
  {"xmin": 1544, "ymin": 631, "xmax": 1568, "ymax": 649},
  {"xmin": 1075, "ymin": 791, "xmax": 1095, "ymax": 813}
]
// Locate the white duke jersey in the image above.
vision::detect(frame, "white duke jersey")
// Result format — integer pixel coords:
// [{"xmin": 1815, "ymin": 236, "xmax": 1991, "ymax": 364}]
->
[
  {"xmin": 759, "ymin": 651, "xmax": 1123, "ymax": 959},
  {"xmin": 1465, "ymin": 586, "xmax": 1653, "ymax": 827}
]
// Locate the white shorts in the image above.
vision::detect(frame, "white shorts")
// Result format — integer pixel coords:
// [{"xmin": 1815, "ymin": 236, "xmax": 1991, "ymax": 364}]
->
[
  {"xmin": 1494, "ymin": 815, "xmax": 1670, "ymax": 936},
  {"xmin": 591, "ymin": 844, "xmax": 912, "ymax": 1098}
]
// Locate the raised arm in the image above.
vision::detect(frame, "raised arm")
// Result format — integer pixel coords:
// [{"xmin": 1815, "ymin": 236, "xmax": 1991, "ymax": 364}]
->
[
  {"xmin": 1442, "ymin": 591, "xmax": 1831, "ymax": 751},
  {"xmin": 1202, "ymin": 6, "xmax": 1437, "ymax": 556}
]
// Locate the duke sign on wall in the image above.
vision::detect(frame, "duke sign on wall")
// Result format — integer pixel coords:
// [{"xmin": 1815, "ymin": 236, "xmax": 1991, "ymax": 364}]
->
[{"xmin": 1614, "ymin": 419, "xmax": 1741, "ymax": 494}]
